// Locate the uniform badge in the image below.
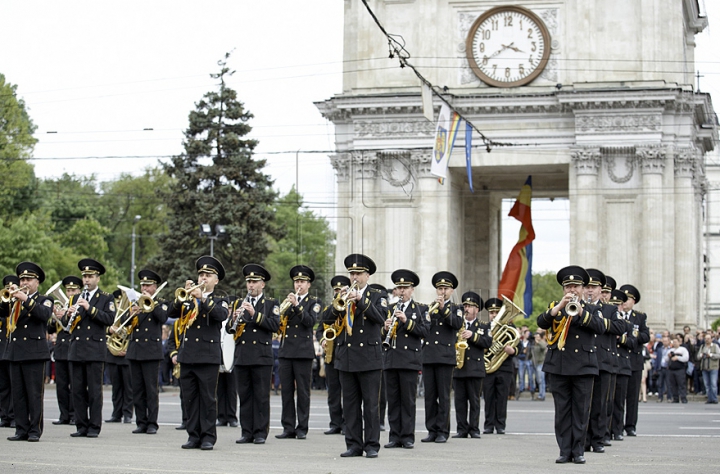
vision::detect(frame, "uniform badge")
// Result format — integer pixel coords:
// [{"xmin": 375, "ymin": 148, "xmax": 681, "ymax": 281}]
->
[
  {"xmin": 273, "ymin": 305, "xmax": 280, "ymax": 315},
  {"xmin": 411, "ymin": 314, "xmax": 417, "ymax": 320},
  {"xmin": 479, "ymin": 328, "xmax": 484, "ymax": 335},
  {"xmin": 380, "ymin": 298, "xmax": 387, "ymax": 308},
  {"xmin": 162, "ymin": 304, "xmax": 168, "ymax": 311},
  {"xmin": 456, "ymin": 308, "xmax": 462, "ymax": 317},
  {"xmin": 221, "ymin": 301, "xmax": 228, "ymax": 308},
  {"xmin": 109, "ymin": 302, "xmax": 115, "ymax": 312},
  {"xmin": 425, "ymin": 311, "xmax": 431, "ymax": 322},
  {"xmin": 313, "ymin": 304, "xmax": 321, "ymax": 313},
  {"xmin": 43, "ymin": 299, "xmax": 53, "ymax": 307}
]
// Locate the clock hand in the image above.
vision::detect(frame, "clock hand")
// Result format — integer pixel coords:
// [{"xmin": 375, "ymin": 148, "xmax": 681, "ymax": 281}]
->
[
  {"xmin": 488, "ymin": 44, "xmax": 509, "ymax": 59},
  {"xmin": 505, "ymin": 42, "xmax": 524, "ymax": 53}
]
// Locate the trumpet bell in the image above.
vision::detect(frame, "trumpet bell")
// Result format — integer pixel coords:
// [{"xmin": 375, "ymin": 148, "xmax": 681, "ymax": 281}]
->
[
  {"xmin": 175, "ymin": 283, "xmax": 205, "ymax": 302},
  {"xmin": 138, "ymin": 294, "xmax": 156, "ymax": 312}
]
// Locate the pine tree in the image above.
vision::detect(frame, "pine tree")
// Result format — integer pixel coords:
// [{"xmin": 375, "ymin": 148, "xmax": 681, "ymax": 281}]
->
[{"xmin": 152, "ymin": 53, "xmax": 283, "ymax": 292}]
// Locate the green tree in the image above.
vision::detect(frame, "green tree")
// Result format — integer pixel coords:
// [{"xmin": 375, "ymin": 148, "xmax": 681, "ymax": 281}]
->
[
  {"xmin": 0, "ymin": 73, "xmax": 39, "ymax": 218},
  {"xmin": 151, "ymin": 53, "xmax": 283, "ymax": 292},
  {"xmin": 38, "ymin": 174, "xmax": 101, "ymax": 233},
  {"xmin": 265, "ymin": 186, "xmax": 335, "ymax": 300}
]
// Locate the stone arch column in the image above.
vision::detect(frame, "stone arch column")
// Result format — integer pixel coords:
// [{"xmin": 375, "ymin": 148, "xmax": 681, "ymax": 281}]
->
[{"xmin": 570, "ymin": 147, "xmax": 601, "ymax": 266}]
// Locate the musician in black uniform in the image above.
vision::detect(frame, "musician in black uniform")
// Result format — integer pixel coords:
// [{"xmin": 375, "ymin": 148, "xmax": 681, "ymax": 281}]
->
[
  {"xmin": 382, "ymin": 270, "xmax": 428, "ymax": 449},
  {"xmin": 230, "ymin": 264, "xmax": 279, "ymax": 445},
  {"xmin": 421, "ymin": 271, "xmax": 463, "ymax": 444},
  {"xmin": 0, "ymin": 275, "xmax": 18, "ymax": 429},
  {"xmin": 3, "ymin": 262, "xmax": 52, "ymax": 441},
  {"xmin": 169, "ymin": 256, "xmax": 228, "ymax": 450},
  {"xmin": 126, "ymin": 269, "xmax": 169, "ymax": 434},
  {"xmin": 618, "ymin": 284, "xmax": 650, "ymax": 437},
  {"xmin": 105, "ymin": 289, "xmax": 133, "ymax": 424},
  {"xmin": 68, "ymin": 258, "xmax": 116, "ymax": 438},
  {"xmin": 370, "ymin": 283, "xmax": 388, "ymax": 432},
  {"xmin": 609, "ymin": 289, "xmax": 632, "ymax": 441},
  {"xmin": 167, "ymin": 318, "xmax": 188, "ymax": 430},
  {"xmin": 327, "ymin": 254, "xmax": 387, "ymax": 458},
  {"xmin": 537, "ymin": 266, "xmax": 606, "ymax": 464},
  {"xmin": 50, "ymin": 276, "xmax": 82, "ymax": 425},
  {"xmin": 599, "ymin": 275, "xmax": 617, "ymax": 446},
  {"xmin": 317, "ymin": 275, "xmax": 349, "ymax": 435},
  {"xmin": 583, "ymin": 269, "xmax": 628, "ymax": 453},
  {"xmin": 276, "ymin": 265, "xmax": 321, "ymax": 440},
  {"xmin": 453, "ymin": 292, "xmax": 492, "ymax": 439},
  {"xmin": 482, "ymin": 297, "xmax": 516, "ymax": 435}
]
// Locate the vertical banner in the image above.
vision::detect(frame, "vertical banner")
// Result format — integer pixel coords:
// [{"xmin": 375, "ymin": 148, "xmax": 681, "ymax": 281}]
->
[
  {"xmin": 421, "ymin": 82, "xmax": 434, "ymax": 122},
  {"xmin": 465, "ymin": 121, "xmax": 474, "ymax": 193},
  {"xmin": 431, "ymin": 103, "xmax": 461, "ymax": 183}
]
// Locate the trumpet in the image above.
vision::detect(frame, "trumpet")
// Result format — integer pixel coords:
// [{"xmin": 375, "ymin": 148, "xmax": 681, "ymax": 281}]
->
[
  {"xmin": 565, "ymin": 296, "xmax": 581, "ymax": 317},
  {"xmin": 332, "ymin": 281, "xmax": 358, "ymax": 312},
  {"xmin": 175, "ymin": 283, "xmax": 206, "ymax": 302},
  {"xmin": 427, "ymin": 297, "xmax": 444, "ymax": 316},
  {"xmin": 1, "ymin": 285, "xmax": 28, "ymax": 303},
  {"xmin": 227, "ymin": 294, "xmax": 251, "ymax": 335}
]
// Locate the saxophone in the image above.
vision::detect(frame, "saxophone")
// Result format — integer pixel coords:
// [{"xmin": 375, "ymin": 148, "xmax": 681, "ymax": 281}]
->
[
  {"xmin": 323, "ymin": 318, "xmax": 343, "ymax": 364},
  {"xmin": 484, "ymin": 295, "xmax": 525, "ymax": 374},
  {"xmin": 455, "ymin": 324, "xmax": 469, "ymax": 369}
]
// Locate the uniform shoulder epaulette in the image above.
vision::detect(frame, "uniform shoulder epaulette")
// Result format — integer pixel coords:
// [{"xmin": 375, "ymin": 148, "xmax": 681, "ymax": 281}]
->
[
  {"xmin": 368, "ymin": 287, "xmax": 380, "ymax": 294},
  {"xmin": 548, "ymin": 301, "xmax": 557, "ymax": 310},
  {"xmin": 308, "ymin": 295, "xmax": 319, "ymax": 301},
  {"xmin": 99, "ymin": 290, "xmax": 110, "ymax": 297}
]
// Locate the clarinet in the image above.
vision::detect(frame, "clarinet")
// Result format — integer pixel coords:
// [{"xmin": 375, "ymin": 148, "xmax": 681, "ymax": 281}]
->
[
  {"xmin": 67, "ymin": 285, "xmax": 89, "ymax": 333},
  {"xmin": 227, "ymin": 294, "xmax": 251, "ymax": 334}
]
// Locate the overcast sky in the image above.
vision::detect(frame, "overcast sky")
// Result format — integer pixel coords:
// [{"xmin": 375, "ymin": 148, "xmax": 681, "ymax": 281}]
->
[{"xmin": 1, "ymin": 0, "xmax": 717, "ymax": 273}]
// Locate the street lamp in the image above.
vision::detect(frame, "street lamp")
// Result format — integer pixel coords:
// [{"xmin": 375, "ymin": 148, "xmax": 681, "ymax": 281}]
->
[
  {"xmin": 130, "ymin": 215, "xmax": 141, "ymax": 287},
  {"xmin": 199, "ymin": 224, "xmax": 227, "ymax": 257}
]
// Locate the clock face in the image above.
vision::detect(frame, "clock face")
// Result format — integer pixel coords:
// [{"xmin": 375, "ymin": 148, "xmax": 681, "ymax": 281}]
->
[{"xmin": 466, "ymin": 6, "xmax": 551, "ymax": 87}]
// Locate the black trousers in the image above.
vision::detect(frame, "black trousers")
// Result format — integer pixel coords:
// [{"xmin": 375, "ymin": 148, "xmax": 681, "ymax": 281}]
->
[
  {"xmin": 216, "ymin": 371, "xmax": 238, "ymax": 424},
  {"xmin": 107, "ymin": 362, "xmax": 133, "ymax": 420},
  {"xmin": 235, "ymin": 364, "xmax": 272, "ymax": 440},
  {"xmin": 339, "ymin": 369, "xmax": 381, "ymax": 454},
  {"xmin": 586, "ymin": 370, "xmax": 612, "ymax": 449},
  {"xmin": 324, "ymin": 361, "xmax": 343, "ymax": 430},
  {"xmin": 180, "ymin": 363, "xmax": 219, "ymax": 446},
  {"xmin": 70, "ymin": 361, "xmax": 105, "ymax": 435},
  {"xmin": 612, "ymin": 374, "xmax": 629, "ymax": 437},
  {"xmin": 483, "ymin": 370, "xmax": 511, "ymax": 431},
  {"xmin": 385, "ymin": 368, "xmax": 419, "ymax": 444},
  {"xmin": 605, "ymin": 373, "xmax": 617, "ymax": 440},
  {"xmin": 550, "ymin": 374, "xmax": 594, "ymax": 459},
  {"xmin": 624, "ymin": 369, "xmax": 642, "ymax": 432},
  {"xmin": 379, "ymin": 369, "xmax": 387, "ymax": 426},
  {"xmin": 279, "ymin": 358, "xmax": 312, "ymax": 435},
  {"xmin": 10, "ymin": 360, "xmax": 45, "ymax": 438},
  {"xmin": 0, "ymin": 359, "xmax": 15, "ymax": 424},
  {"xmin": 130, "ymin": 360, "xmax": 160, "ymax": 430},
  {"xmin": 54, "ymin": 359, "xmax": 74, "ymax": 422},
  {"xmin": 668, "ymin": 368, "xmax": 688, "ymax": 401},
  {"xmin": 422, "ymin": 363, "xmax": 453, "ymax": 437},
  {"xmin": 454, "ymin": 376, "xmax": 483, "ymax": 436}
]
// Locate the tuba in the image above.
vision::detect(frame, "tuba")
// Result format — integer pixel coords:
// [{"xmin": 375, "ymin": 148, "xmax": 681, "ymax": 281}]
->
[
  {"xmin": 484, "ymin": 295, "xmax": 526, "ymax": 374},
  {"xmin": 45, "ymin": 281, "xmax": 70, "ymax": 331},
  {"xmin": 455, "ymin": 324, "xmax": 469, "ymax": 369}
]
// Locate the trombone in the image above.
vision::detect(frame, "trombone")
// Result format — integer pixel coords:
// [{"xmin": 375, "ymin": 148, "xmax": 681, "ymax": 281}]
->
[{"xmin": 137, "ymin": 281, "xmax": 168, "ymax": 312}]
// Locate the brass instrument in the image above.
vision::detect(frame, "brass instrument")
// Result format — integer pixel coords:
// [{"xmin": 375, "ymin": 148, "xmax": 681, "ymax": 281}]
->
[
  {"xmin": 484, "ymin": 295, "xmax": 526, "ymax": 374},
  {"xmin": 172, "ymin": 362, "xmax": 181, "ymax": 379},
  {"xmin": 332, "ymin": 281, "xmax": 358, "ymax": 312},
  {"xmin": 565, "ymin": 296, "xmax": 581, "ymax": 317},
  {"xmin": 45, "ymin": 281, "xmax": 70, "ymax": 331},
  {"xmin": 175, "ymin": 283, "xmax": 206, "ymax": 302},
  {"xmin": 276, "ymin": 292, "xmax": 299, "ymax": 342},
  {"xmin": 1, "ymin": 285, "xmax": 28, "ymax": 303},
  {"xmin": 67, "ymin": 285, "xmax": 90, "ymax": 333},
  {"xmin": 136, "ymin": 281, "xmax": 167, "ymax": 313},
  {"xmin": 455, "ymin": 323, "xmax": 469, "ymax": 369},
  {"xmin": 322, "ymin": 319, "xmax": 343, "ymax": 364},
  {"xmin": 107, "ymin": 282, "xmax": 167, "ymax": 356}
]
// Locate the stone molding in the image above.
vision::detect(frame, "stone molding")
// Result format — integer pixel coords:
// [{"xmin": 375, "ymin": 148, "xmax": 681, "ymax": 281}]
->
[
  {"xmin": 570, "ymin": 147, "xmax": 601, "ymax": 176},
  {"xmin": 330, "ymin": 149, "xmax": 435, "ymax": 182},
  {"xmin": 601, "ymin": 147, "xmax": 636, "ymax": 183},
  {"xmin": 576, "ymin": 114, "xmax": 661, "ymax": 134},
  {"xmin": 674, "ymin": 147, "xmax": 697, "ymax": 178},
  {"xmin": 637, "ymin": 146, "xmax": 666, "ymax": 175}
]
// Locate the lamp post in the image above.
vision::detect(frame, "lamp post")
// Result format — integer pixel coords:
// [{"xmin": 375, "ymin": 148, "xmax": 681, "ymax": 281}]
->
[
  {"xmin": 131, "ymin": 215, "xmax": 141, "ymax": 287},
  {"xmin": 199, "ymin": 224, "xmax": 227, "ymax": 257}
]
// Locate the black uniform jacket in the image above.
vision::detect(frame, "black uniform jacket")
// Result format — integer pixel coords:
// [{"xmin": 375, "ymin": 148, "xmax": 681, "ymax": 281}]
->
[
  {"xmin": 228, "ymin": 295, "xmax": 279, "ymax": 367},
  {"xmin": 328, "ymin": 286, "xmax": 387, "ymax": 372},
  {"xmin": 626, "ymin": 310, "xmax": 650, "ymax": 371},
  {"xmin": 382, "ymin": 300, "xmax": 429, "ymax": 371},
  {"xmin": 68, "ymin": 289, "xmax": 116, "ymax": 363},
  {"xmin": 3, "ymin": 293, "xmax": 52, "ymax": 362},
  {"xmin": 278, "ymin": 294, "xmax": 320, "ymax": 360},
  {"xmin": 169, "ymin": 293, "xmax": 227, "ymax": 365},
  {"xmin": 422, "ymin": 302, "xmax": 464, "ymax": 365},
  {"xmin": 453, "ymin": 319, "xmax": 493, "ymax": 378},
  {"xmin": 537, "ymin": 301, "xmax": 606, "ymax": 377},
  {"xmin": 616, "ymin": 320, "xmax": 635, "ymax": 377},
  {"xmin": 48, "ymin": 310, "xmax": 72, "ymax": 361},
  {"xmin": 594, "ymin": 303, "xmax": 628, "ymax": 374},
  {"xmin": 126, "ymin": 298, "xmax": 170, "ymax": 361}
]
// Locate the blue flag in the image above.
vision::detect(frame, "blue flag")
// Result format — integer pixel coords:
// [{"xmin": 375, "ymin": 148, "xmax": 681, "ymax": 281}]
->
[{"xmin": 465, "ymin": 121, "xmax": 474, "ymax": 193}]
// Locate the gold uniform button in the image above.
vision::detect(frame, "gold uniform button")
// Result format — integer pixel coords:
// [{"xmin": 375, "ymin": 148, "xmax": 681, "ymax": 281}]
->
[
  {"xmin": 241, "ymin": 341, "xmax": 246, "ymax": 344},
  {"xmin": 184, "ymin": 338, "xmax": 188, "ymax": 341},
  {"xmin": 294, "ymin": 325, "xmax": 298, "ymax": 328},
  {"xmin": 196, "ymin": 325, "xmax": 200, "ymax": 329},
  {"xmin": 435, "ymin": 341, "xmax": 438, "ymax": 344},
  {"xmin": 145, "ymin": 328, "xmax": 148, "ymax": 331},
  {"xmin": 293, "ymin": 335, "xmax": 297, "ymax": 338},
  {"xmin": 560, "ymin": 347, "xmax": 565, "ymax": 351},
  {"xmin": 575, "ymin": 349, "xmax": 579, "ymax": 353},
  {"xmin": 144, "ymin": 338, "xmax": 148, "ymax": 342},
  {"xmin": 439, "ymin": 322, "xmax": 443, "ymax": 326},
  {"xmin": 253, "ymin": 341, "xmax": 256, "ymax": 344},
  {"xmin": 195, "ymin": 338, "xmax": 199, "ymax": 342},
  {"xmin": 12, "ymin": 338, "xmax": 16, "ymax": 341},
  {"xmin": 210, "ymin": 340, "xmax": 214, "ymax": 343},
  {"xmin": 347, "ymin": 343, "xmax": 351, "ymax": 347},
  {"xmin": 86, "ymin": 337, "xmax": 90, "ymax": 340},
  {"xmin": 135, "ymin": 329, "xmax": 139, "ymax": 332},
  {"xmin": 253, "ymin": 329, "xmax": 257, "ymax": 333},
  {"xmin": 359, "ymin": 343, "xmax": 364, "ymax": 347},
  {"xmin": 405, "ymin": 334, "xmax": 409, "ymax": 338},
  {"xmin": 404, "ymin": 346, "xmax": 408, "ymax": 349},
  {"xmin": 87, "ymin": 326, "xmax": 91, "ymax": 330},
  {"xmin": 435, "ymin": 331, "xmax": 439, "ymax": 335},
  {"xmin": 23, "ymin": 325, "xmax": 27, "ymax": 328},
  {"xmin": 359, "ymin": 329, "xmax": 364, "ymax": 334},
  {"xmin": 23, "ymin": 337, "xmax": 27, "ymax": 341},
  {"xmin": 135, "ymin": 339, "xmax": 139, "ymax": 342}
]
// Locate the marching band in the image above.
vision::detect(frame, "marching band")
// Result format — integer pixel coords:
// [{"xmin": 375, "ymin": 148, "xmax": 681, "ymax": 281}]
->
[{"xmin": 0, "ymin": 255, "xmax": 652, "ymax": 464}]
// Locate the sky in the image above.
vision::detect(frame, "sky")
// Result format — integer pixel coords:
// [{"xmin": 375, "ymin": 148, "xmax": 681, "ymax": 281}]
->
[{"xmin": 1, "ymin": 0, "xmax": 718, "ymax": 273}]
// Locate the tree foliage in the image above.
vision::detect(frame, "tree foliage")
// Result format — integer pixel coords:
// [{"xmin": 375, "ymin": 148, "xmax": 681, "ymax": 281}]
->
[{"xmin": 151, "ymin": 53, "xmax": 283, "ymax": 292}]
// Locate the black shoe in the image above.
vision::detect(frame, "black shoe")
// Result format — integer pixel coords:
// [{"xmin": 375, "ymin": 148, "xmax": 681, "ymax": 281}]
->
[
  {"xmin": 146, "ymin": 427, "xmax": 157, "ymax": 435},
  {"xmin": 123, "ymin": 416, "xmax": 132, "ymax": 424},
  {"xmin": 296, "ymin": 433, "xmax": 306, "ymax": 440},
  {"xmin": 28, "ymin": 435, "xmax": 40, "ymax": 442},
  {"xmin": 253, "ymin": 437, "xmax": 266, "ymax": 444},
  {"xmin": 496, "ymin": 429, "xmax": 505, "ymax": 435},
  {"xmin": 70, "ymin": 431, "xmax": 87, "ymax": 438},
  {"xmin": 69, "ymin": 419, "xmax": 75, "ymax": 425},
  {"xmin": 556, "ymin": 456, "xmax": 570, "ymax": 464},
  {"xmin": 482, "ymin": 429, "xmax": 493, "ymax": 434},
  {"xmin": 236, "ymin": 437, "xmax": 253, "ymax": 444},
  {"xmin": 365, "ymin": 450, "xmax": 378, "ymax": 458},
  {"xmin": 86, "ymin": 433, "xmax": 99, "ymax": 438},
  {"xmin": 7, "ymin": 434, "xmax": 28, "ymax": 441},
  {"xmin": 216, "ymin": 421, "xmax": 227, "ymax": 426},
  {"xmin": 52, "ymin": 420, "xmax": 70, "ymax": 425},
  {"xmin": 275, "ymin": 432, "xmax": 296, "ymax": 439},
  {"xmin": 470, "ymin": 433, "xmax": 482, "ymax": 439},
  {"xmin": 402, "ymin": 441, "xmax": 414, "ymax": 449},
  {"xmin": 452, "ymin": 433, "xmax": 468, "ymax": 438},
  {"xmin": 681, "ymin": 399, "xmax": 688, "ymax": 404},
  {"xmin": 324, "ymin": 427, "xmax": 342, "ymax": 435},
  {"xmin": 0, "ymin": 421, "xmax": 11, "ymax": 428},
  {"xmin": 435, "ymin": 435, "xmax": 447, "ymax": 443},
  {"xmin": 105, "ymin": 418, "xmax": 121, "ymax": 423},
  {"xmin": 601, "ymin": 439, "xmax": 612, "ymax": 447},
  {"xmin": 421, "ymin": 434, "xmax": 436, "ymax": 443},
  {"xmin": 613, "ymin": 434, "xmax": 624, "ymax": 441},
  {"xmin": 625, "ymin": 430, "xmax": 636, "ymax": 437},
  {"xmin": 229, "ymin": 421, "xmax": 239, "ymax": 427},
  {"xmin": 175, "ymin": 424, "xmax": 186, "ymax": 430},
  {"xmin": 340, "ymin": 449, "xmax": 362, "ymax": 457},
  {"xmin": 592, "ymin": 446, "xmax": 605, "ymax": 453},
  {"xmin": 200, "ymin": 442, "xmax": 214, "ymax": 450},
  {"xmin": 182, "ymin": 441, "xmax": 199, "ymax": 449},
  {"xmin": 574, "ymin": 455, "xmax": 586, "ymax": 464},
  {"xmin": 384, "ymin": 441, "xmax": 402, "ymax": 448},
  {"xmin": 132, "ymin": 427, "xmax": 147, "ymax": 434}
]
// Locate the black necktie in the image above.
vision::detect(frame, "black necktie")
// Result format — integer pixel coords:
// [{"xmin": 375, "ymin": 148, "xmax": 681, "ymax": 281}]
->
[{"xmin": 251, "ymin": 298, "xmax": 256, "ymax": 307}]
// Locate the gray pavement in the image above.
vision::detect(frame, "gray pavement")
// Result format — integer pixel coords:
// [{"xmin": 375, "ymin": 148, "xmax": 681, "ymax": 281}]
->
[{"xmin": 1, "ymin": 386, "xmax": 719, "ymax": 473}]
